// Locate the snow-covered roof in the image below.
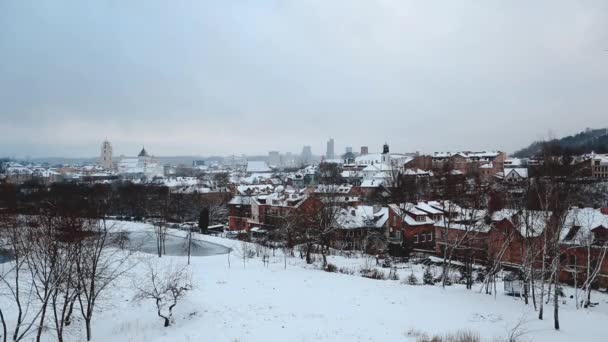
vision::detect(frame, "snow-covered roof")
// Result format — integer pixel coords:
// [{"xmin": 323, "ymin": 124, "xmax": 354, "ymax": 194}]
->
[
  {"xmin": 562, "ymin": 208, "xmax": 608, "ymax": 244},
  {"xmin": 414, "ymin": 202, "xmax": 444, "ymax": 215},
  {"xmin": 336, "ymin": 206, "xmax": 389, "ymax": 230},
  {"xmin": 254, "ymin": 191, "xmax": 307, "ymax": 208},
  {"xmin": 389, "ymin": 204, "xmax": 436, "ymax": 226},
  {"xmin": 360, "ymin": 179, "xmax": 384, "ymax": 188},
  {"xmin": 504, "ymin": 168, "xmax": 528, "ymax": 179},
  {"xmin": 505, "ymin": 158, "xmax": 523, "ymax": 166},
  {"xmin": 403, "ymin": 168, "xmax": 433, "ymax": 176},
  {"xmin": 228, "ymin": 195, "xmax": 251, "ymax": 205},
  {"xmin": 323, "ymin": 159, "xmax": 344, "ymax": 165},
  {"xmin": 237, "ymin": 184, "xmax": 274, "ymax": 195},
  {"xmin": 341, "ymin": 170, "xmax": 363, "ymax": 178},
  {"xmin": 153, "ymin": 177, "xmax": 200, "ymax": 187},
  {"xmin": 6, "ymin": 166, "xmax": 33, "ymax": 175},
  {"xmin": 362, "ymin": 163, "xmax": 395, "ymax": 172},
  {"xmin": 354, "ymin": 153, "xmax": 412, "ymax": 166},
  {"xmin": 315, "ymin": 184, "xmax": 353, "ymax": 194},
  {"xmin": 433, "ymin": 151, "xmax": 502, "ymax": 159},
  {"xmin": 247, "ymin": 161, "xmax": 271, "ymax": 173}
]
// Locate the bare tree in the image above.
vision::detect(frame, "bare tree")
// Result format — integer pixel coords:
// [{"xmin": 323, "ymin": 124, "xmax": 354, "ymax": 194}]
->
[
  {"xmin": 74, "ymin": 218, "xmax": 137, "ymax": 341},
  {"xmin": 235, "ymin": 241, "xmax": 254, "ymax": 268},
  {"xmin": 133, "ymin": 261, "xmax": 193, "ymax": 327},
  {"xmin": 297, "ymin": 194, "xmax": 341, "ymax": 267},
  {"xmin": 23, "ymin": 214, "xmax": 71, "ymax": 342}
]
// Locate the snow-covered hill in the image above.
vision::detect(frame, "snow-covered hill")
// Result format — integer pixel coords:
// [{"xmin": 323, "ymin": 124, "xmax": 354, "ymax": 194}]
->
[{"xmin": 3, "ymin": 222, "xmax": 608, "ymax": 341}]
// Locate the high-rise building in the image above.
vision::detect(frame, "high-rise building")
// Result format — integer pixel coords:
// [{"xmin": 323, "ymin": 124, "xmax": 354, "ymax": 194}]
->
[
  {"xmin": 100, "ymin": 139, "xmax": 113, "ymax": 169},
  {"xmin": 345, "ymin": 146, "xmax": 353, "ymax": 154},
  {"xmin": 360, "ymin": 146, "xmax": 369, "ymax": 155},
  {"xmin": 301, "ymin": 146, "xmax": 312, "ymax": 164},
  {"xmin": 326, "ymin": 138, "xmax": 335, "ymax": 159},
  {"xmin": 268, "ymin": 151, "xmax": 280, "ymax": 166}
]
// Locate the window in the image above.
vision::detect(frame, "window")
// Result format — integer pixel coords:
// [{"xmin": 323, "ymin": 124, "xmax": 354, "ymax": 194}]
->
[
  {"xmin": 416, "ymin": 216, "xmax": 426, "ymax": 222},
  {"xmin": 414, "ymin": 234, "xmax": 419, "ymax": 243},
  {"xmin": 395, "ymin": 230, "xmax": 402, "ymax": 241},
  {"xmin": 421, "ymin": 233, "xmax": 426, "ymax": 242},
  {"xmin": 428, "ymin": 232, "xmax": 433, "ymax": 242}
]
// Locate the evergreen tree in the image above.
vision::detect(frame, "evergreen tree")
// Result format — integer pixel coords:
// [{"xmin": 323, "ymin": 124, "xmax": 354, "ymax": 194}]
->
[
  {"xmin": 423, "ymin": 266, "xmax": 434, "ymax": 285},
  {"xmin": 407, "ymin": 272, "xmax": 418, "ymax": 285},
  {"xmin": 198, "ymin": 207, "xmax": 209, "ymax": 234}
]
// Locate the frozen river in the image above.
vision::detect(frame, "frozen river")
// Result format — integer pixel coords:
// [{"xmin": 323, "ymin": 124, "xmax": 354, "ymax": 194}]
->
[{"xmin": 116, "ymin": 231, "xmax": 231, "ymax": 257}]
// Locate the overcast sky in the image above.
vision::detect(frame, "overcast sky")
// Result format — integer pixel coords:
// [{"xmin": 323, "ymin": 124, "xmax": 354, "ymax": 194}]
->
[{"xmin": 1, "ymin": 0, "xmax": 607, "ymax": 158}]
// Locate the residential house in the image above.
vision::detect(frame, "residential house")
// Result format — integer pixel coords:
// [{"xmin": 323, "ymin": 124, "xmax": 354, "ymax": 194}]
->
[{"xmin": 333, "ymin": 205, "xmax": 389, "ymax": 251}]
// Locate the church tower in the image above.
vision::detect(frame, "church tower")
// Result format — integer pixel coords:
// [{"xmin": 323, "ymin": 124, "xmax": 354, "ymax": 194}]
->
[
  {"xmin": 100, "ymin": 140, "xmax": 113, "ymax": 169},
  {"xmin": 381, "ymin": 143, "xmax": 390, "ymax": 164}
]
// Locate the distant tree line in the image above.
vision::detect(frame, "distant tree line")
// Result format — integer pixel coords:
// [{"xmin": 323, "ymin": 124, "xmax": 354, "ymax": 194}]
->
[
  {"xmin": 513, "ymin": 128, "xmax": 608, "ymax": 158},
  {"xmin": 0, "ymin": 181, "xmax": 229, "ymax": 225}
]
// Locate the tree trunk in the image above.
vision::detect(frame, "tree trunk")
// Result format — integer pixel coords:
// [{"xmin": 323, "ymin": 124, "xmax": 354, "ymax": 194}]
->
[
  {"xmin": 306, "ymin": 243, "xmax": 312, "ymax": 264},
  {"xmin": 0, "ymin": 309, "xmax": 7, "ymax": 342},
  {"xmin": 531, "ymin": 275, "xmax": 537, "ymax": 311},
  {"xmin": 65, "ymin": 297, "xmax": 76, "ymax": 326},
  {"xmin": 553, "ymin": 273, "xmax": 560, "ymax": 330},
  {"xmin": 187, "ymin": 231, "xmax": 192, "ymax": 265},
  {"xmin": 523, "ymin": 278, "xmax": 529, "ymax": 305},
  {"xmin": 86, "ymin": 318, "xmax": 92, "ymax": 341}
]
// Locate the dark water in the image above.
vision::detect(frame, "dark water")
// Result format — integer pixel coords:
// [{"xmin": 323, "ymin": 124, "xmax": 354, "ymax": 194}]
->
[
  {"xmin": 0, "ymin": 249, "xmax": 13, "ymax": 264},
  {"xmin": 117, "ymin": 231, "xmax": 230, "ymax": 257}
]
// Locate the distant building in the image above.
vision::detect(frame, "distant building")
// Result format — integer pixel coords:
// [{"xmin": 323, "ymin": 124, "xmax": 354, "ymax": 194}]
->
[
  {"xmin": 345, "ymin": 146, "xmax": 353, "ymax": 154},
  {"xmin": 117, "ymin": 147, "xmax": 164, "ymax": 179},
  {"xmin": 360, "ymin": 146, "xmax": 369, "ymax": 155},
  {"xmin": 588, "ymin": 153, "xmax": 608, "ymax": 179},
  {"xmin": 268, "ymin": 151, "xmax": 280, "ymax": 167},
  {"xmin": 192, "ymin": 160, "xmax": 206, "ymax": 167},
  {"xmin": 100, "ymin": 140, "xmax": 113, "ymax": 169},
  {"xmin": 301, "ymin": 146, "xmax": 313, "ymax": 164},
  {"xmin": 246, "ymin": 160, "xmax": 271, "ymax": 173},
  {"xmin": 354, "ymin": 144, "xmax": 412, "ymax": 166},
  {"xmin": 408, "ymin": 151, "xmax": 507, "ymax": 179},
  {"xmin": 326, "ymin": 138, "xmax": 335, "ymax": 159}
]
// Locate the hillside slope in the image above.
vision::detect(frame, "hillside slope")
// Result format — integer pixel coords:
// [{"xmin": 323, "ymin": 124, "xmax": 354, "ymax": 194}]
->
[{"xmin": 514, "ymin": 128, "xmax": 608, "ymax": 158}]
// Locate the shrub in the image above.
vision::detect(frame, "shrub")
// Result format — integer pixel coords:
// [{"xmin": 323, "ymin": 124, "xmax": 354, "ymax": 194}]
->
[
  {"xmin": 423, "ymin": 266, "xmax": 434, "ymax": 285},
  {"xmin": 360, "ymin": 268, "xmax": 386, "ymax": 280},
  {"xmin": 389, "ymin": 268, "xmax": 399, "ymax": 280},
  {"xmin": 475, "ymin": 270, "xmax": 485, "ymax": 283},
  {"xmin": 407, "ymin": 272, "xmax": 418, "ymax": 285},
  {"xmin": 338, "ymin": 267, "xmax": 355, "ymax": 275},
  {"xmin": 407, "ymin": 328, "xmax": 481, "ymax": 342},
  {"xmin": 325, "ymin": 263, "xmax": 338, "ymax": 273}
]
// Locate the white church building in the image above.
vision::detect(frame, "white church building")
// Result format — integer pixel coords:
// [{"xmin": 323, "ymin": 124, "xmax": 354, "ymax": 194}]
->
[{"xmin": 117, "ymin": 147, "xmax": 164, "ymax": 179}]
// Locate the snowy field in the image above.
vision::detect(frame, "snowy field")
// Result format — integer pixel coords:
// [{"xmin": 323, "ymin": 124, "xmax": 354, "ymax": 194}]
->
[{"xmin": 3, "ymin": 221, "xmax": 608, "ymax": 341}]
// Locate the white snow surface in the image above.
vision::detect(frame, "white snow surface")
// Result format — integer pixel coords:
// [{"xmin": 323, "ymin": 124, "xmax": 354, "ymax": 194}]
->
[{"xmin": 2, "ymin": 221, "xmax": 608, "ymax": 341}]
